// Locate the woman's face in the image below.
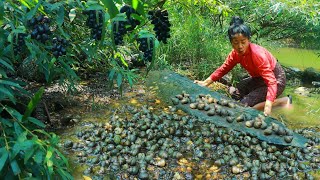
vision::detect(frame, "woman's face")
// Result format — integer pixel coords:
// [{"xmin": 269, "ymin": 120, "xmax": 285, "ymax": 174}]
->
[{"xmin": 231, "ymin": 33, "xmax": 250, "ymax": 55}]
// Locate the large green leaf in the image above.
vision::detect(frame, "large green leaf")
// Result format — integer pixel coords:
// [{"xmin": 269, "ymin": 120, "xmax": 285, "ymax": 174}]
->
[
  {"xmin": 22, "ymin": 87, "xmax": 44, "ymax": 121},
  {"xmin": 0, "ymin": 148, "xmax": 8, "ymax": 172},
  {"xmin": 101, "ymin": 0, "xmax": 119, "ymax": 19}
]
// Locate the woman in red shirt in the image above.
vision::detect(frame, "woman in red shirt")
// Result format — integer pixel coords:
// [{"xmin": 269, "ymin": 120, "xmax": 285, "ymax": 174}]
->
[{"xmin": 194, "ymin": 16, "xmax": 291, "ymax": 116}]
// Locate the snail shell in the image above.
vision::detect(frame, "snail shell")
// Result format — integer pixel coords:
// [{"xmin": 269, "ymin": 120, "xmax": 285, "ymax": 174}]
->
[
  {"xmin": 284, "ymin": 136, "xmax": 293, "ymax": 143},
  {"xmin": 245, "ymin": 120, "xmax": 254, "ymax": 128}
]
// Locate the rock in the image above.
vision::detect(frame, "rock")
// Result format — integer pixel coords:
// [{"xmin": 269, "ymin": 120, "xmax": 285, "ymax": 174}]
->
[
  {"xmin": 312, "ymin": 81, "xmax": 320, "ymax": 88},
  {"xmin": 294, "ymin": 87, "xmax": 310, "ymax": 96},
  {"xmin": 301, "ymin": 67, "xmax": 320, "ymax": 84},
  {"xmin": 289, "ymin": 67, "xmax": 301, "ymax": 73}
]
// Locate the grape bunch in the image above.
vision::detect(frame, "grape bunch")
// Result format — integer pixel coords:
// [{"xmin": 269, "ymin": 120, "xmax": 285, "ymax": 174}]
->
[
  {"xmin": 148, "ymin": 9, "xmax": 171, "ymax": 44},
  {"xmin": 51, "ymin": 37, "xmax": 68, "ymax": 58},
  {"xmin": 120, "ymin": 5, "xmax": 141, "ymax": 31},
  {"xmin": 13, "ymin": 33, "xmax": 27, "ymax": 55},
  {"xmin": 112, "ymin": 20, "xmax": 128, "ymax": 45},
  {"xmin": 29, "ymin": 15, "xmax": 51, "ymax": 43},
  {"xmin": 83, "ymin": 10, "xmax": 104, "ymax": 40},
  {"xmin": 137, "ymin": 37, "xmax": 154, "ymax": 63}
]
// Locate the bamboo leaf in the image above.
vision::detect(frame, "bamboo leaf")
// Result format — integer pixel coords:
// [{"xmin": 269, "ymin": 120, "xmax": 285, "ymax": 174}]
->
[
  {"xmin": 57, "ymin": 6, "xmax": 65, "ymax": 26},
  {"xmin": 132, "ymin": 0, "xmax": 138, "ymax": 9},
  {"xmin": 101, "ymin": 0, "xmax": 119, "ymax": 19},
  {"xmin": 0, "ymin": 58, "xmax": 14, "ymax": 71},
  {"xmin": 0, "ymin": 149, "xmax": 8, "ymax": 172},
  {"xmin": 24, "ymin": 147, "xmax": 36, "ymax": 164},
  {"xmin": 54, "ymin": 149, "xmax": 69, "ymax": 167},
  {"xmin": 0, "ymin": 79, "xmax": 22, "ymax": 89},
  {"xmin": 0, "ymin": 85, "xmax": 16, "ymax": 103},
  {"xmin": 46, "ymin": 159, "xmax": 53, "ymax": 175},
  {"xmin": 5, "ymin": 106, "xmax": 23, "ymax": 121},
  {"xmin": 27, "ymin": 117, "xmax": 46, "ymax": 128},
  {"xmin": 14, "ymin": 122, "xmax": 23, "ymax": 136},
  {"xmin": 127, "ymin": 75, "xmax": 133, "ymax": 87},
  {"xmin": 116, "ymin": 73, "xmax": 122, "ymax": 88},
  {"xmin": 10, "ymin": 160, "xmax": 21, "ymax": 175},
  {"xmin": 0, "ymin": 1, "xmax": 4, "ymax": 26},
  {"xmin": 23, "ymin": 87, "xmax": 44, "ymax": 121},
  {"xmin": 108, "ymin": 68, "xmax": 116, "ymax": 80},
  {"xmin": 45, "ymin": 149, "xmax": 53, "ymax": 160},
  {"xmin": 59, "ymin": 59, "xmax": 78, "ymax": 78},
  {"xmin": 34, "ymin": 150, "xmax": 44, "ymax": 164},
  {"xmin": 25, "ymin": 1, "xmax": 42, "ymax": 20},
  {"xmin": 0, "ymin": 118, "xmax": 13, "ymax": 127}
]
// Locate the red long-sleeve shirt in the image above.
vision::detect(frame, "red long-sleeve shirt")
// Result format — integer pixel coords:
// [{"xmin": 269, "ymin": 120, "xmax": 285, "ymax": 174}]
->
[{"xmin": 210, "ymin": 43, "xmax": 278, "ymax": 102}]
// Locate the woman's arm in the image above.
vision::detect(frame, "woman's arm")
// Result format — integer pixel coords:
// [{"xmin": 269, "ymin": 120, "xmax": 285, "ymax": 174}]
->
[{"xmin": 194, "ymin": 51, "xmax": 238, "ymax": 87}]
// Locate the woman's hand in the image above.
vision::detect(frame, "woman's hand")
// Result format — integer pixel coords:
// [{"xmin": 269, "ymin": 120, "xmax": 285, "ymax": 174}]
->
[
  {"xmin": 263, "ymin": 100, "xmax": 273, "ymax": 116},
  {"xmin": 194, "ymin": 78, "xmax": 213, "ymax": 87}
]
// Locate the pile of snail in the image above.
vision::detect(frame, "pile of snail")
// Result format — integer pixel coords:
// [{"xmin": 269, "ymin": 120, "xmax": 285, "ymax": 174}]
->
[{"xmin": 63, "ymin": 101, "xmax": 320, "ymax": 179}]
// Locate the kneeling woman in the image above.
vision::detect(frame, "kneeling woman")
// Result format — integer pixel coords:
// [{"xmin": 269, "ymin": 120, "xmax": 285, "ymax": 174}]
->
[{"xmin": 194, "ymin": 16, "xmax": 290, "ymax": 116}]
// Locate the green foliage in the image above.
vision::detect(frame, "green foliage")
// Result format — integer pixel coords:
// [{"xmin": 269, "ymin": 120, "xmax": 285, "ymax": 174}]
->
[
  {"xmin": 156, "ymin": 0, "xmax": 231, "ymax": 80},
  {"xmin": 0, "ymin": 88, "xmax": 72, "ymax": 179},
  {"xmin": 225, "ymin": 0, "xmax": 320, "ymax": 49}
]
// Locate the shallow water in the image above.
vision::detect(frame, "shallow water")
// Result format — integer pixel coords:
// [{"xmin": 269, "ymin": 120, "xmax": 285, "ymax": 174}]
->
[{"xmin": 269, "ymin": 47, "xmax": 320, "ymax": 71}]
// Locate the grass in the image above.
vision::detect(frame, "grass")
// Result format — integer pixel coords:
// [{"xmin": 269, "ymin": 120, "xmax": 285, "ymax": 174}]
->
[
  {"xmin": 269, "ymin": 47, "xmax": 320, "ymax": 71},
  {"xmin": 272, "ymin": 87, "xmax": 320, "ymax": 130}
]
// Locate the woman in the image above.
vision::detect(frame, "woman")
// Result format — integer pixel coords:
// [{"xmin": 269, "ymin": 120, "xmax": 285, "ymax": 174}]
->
[{"xmin": 194, "ymin": 16, "xmax": 291, "ymax": 116}]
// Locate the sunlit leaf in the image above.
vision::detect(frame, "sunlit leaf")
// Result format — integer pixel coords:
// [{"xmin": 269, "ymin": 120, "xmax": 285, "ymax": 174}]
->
[
  {"xmin": 69, "ymin": 8, "xmax": 76, "ymax": 22},
  {"xmin": 83, "ymin": 175, "xmax": 92, "ymax": 180},
  {"xmin": 23, "ymin": 87, "xmax": 44, "ymax": 121},
  {"xmin": 45, "ymin": 149, "xmax": 53, "ymax": 160},
  {"xmin": 132, "ymin": 0, "xmax": 138, "ymax": 9}
]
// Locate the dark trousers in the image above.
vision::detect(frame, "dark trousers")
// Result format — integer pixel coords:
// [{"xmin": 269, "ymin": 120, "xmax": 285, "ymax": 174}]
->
[{"xmin": 231, "ymin": 62, "xmax": 286, "ymax": 107}]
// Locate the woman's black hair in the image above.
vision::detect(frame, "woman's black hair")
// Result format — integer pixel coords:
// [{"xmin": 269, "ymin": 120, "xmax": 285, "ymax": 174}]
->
[{"xmin": 228, "ymin": 16, "xmax": 251, "ymax": 41}]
